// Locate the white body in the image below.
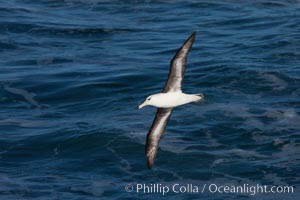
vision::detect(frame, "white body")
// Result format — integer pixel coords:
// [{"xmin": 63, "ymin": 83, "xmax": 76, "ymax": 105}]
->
[{"xmin": 139, "ymin": 92, "xmax": 202, "ymax": 109}]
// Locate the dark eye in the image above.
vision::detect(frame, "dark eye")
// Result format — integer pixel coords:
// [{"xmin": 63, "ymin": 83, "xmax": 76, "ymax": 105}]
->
[{"xmin": 147, "ymin": 97, "xmax": 151, "ymax": 101}]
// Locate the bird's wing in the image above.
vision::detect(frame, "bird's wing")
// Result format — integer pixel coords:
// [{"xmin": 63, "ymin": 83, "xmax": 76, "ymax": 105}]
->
[
  {"xmin": 162, "ymin": 32, "xmax": 196, "ymax": 93},
  {"xmin": 145, "ymin": 108, "xmax": 173, "ymax": 169}
]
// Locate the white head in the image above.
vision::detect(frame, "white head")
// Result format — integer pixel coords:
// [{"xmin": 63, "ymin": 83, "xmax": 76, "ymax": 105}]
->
[{"xmin": 138, "ymin": 94, "xmax": 160, "ymax": 109}]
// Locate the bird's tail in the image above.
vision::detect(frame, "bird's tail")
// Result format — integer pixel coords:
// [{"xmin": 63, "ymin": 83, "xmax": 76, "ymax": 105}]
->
[{"xmin": 194, "ymin": 93, "xmax": 204, "ymax": 102}]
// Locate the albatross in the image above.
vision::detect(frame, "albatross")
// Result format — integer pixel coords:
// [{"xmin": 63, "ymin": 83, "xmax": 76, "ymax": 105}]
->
[{"xmin": 139, "ymin": 32, "xmax": 204, "ymax": 169}]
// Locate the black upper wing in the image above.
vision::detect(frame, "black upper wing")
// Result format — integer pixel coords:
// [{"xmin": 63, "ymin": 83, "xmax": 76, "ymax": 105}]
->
[
  {"xmin": 162, "ymin": 32, "xmax": 196, "ymax": 93},
  {"xmin": 145, "ymin": 108, "xmax": 173, "ymax": 169}
]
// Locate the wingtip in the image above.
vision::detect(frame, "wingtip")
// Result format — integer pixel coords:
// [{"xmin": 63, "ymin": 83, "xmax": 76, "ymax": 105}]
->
[
  {"xmin": 183, "ymin": 32, "xmax": 196, "ymax": 46},
  {"xmin": 146, "ymin": 146, "xmax": 157, "ymax": 169},
  {"xmin": 146, "ymin": 151, "xmax": 156, "ymax": 169},
  {"xmin": 147, "ymin": 159, "xmax": 154, "ymax": 169},
  {"xmin": 191, "ymin": 32, "xmax": 196, "ymax": 42},
  {"xmin": 190, "ymin": 32, "xmax": 196, "ymax": 39}
]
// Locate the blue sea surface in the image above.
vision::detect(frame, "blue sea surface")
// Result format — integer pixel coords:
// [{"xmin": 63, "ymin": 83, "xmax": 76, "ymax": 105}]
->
[{"xmin": 0, "ymin": 0, "xmax": 299, "ymax": 199}]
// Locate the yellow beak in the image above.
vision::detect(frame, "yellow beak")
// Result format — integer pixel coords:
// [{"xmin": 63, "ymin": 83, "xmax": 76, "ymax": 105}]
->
[{"xmin": 138, "ymin": 101, "xmax": 147, "ymax": 109}]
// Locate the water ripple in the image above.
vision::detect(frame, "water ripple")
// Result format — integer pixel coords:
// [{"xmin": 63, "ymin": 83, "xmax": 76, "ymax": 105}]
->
[{"xmin": 0, "ymin": 0, "xmax": 299, "ymax": 199}]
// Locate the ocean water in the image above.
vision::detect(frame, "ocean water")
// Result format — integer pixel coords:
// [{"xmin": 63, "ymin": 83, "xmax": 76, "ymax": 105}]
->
[{"xmin": 0, "ymin": 0, "xmax": 300, "ymax": 199}]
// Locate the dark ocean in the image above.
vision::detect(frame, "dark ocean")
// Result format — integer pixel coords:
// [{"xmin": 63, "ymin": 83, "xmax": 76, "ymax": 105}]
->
[{"xmin": 0, "ymin": 0, "xmax": 299, "ymax": 199}]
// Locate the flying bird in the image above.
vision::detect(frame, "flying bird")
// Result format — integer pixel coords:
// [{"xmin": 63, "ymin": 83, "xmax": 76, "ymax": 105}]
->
[{"xmin": 139, "ymin": 32, "xmax": 204, "ymax": 169}]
